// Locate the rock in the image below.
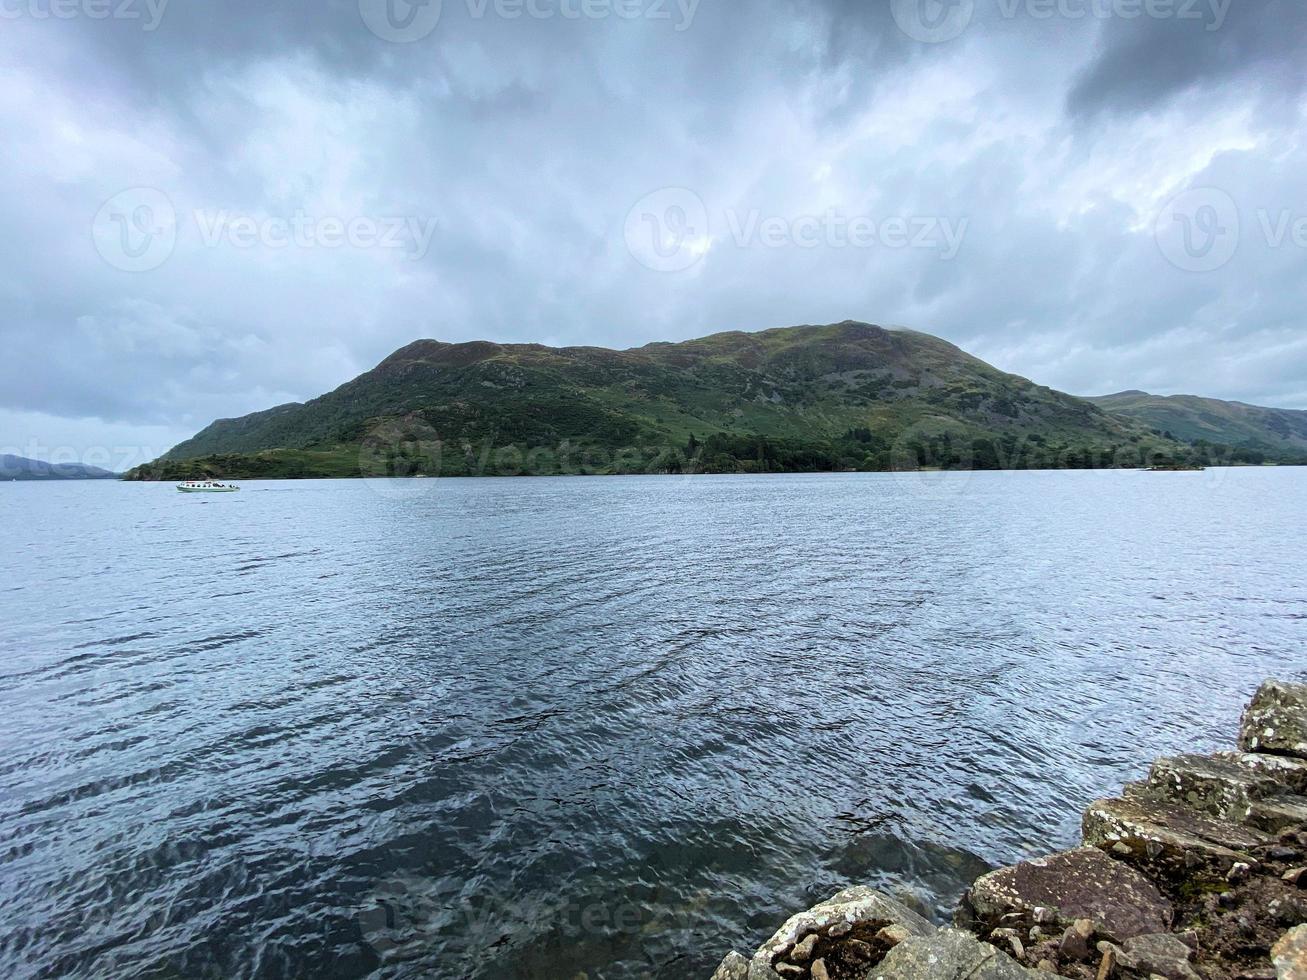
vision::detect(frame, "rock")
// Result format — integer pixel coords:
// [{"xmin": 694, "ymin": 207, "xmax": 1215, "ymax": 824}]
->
[
  {"xmin": 877, "ymin": 924, "xmax": 912, "ymax": 947},
  {"xmin": 1061, "ymin": 918, "xmax": 1096, "ymax": 961},
  {"xmin": 844, "ymin": 939, "xmax": 876, "ymax": 964},
  {"xmin": 1036, "ymin": 960, "xmax": 1057, "ymax": 973},
  {"xmin": 711, "ymin": 951, "xmax": 749, "ymax": 980},
  {"xmin": 809, "ymin": 960, "xmax": 830, "ymax": 980},
  {"xmin": 747, "ymin": 886, "xmax": 934, "ymax": 980},
  {"xmin": 1251, "ymin": 798, "xmax": 1307, "ymax": 836},
  {"xmin": 1240, "ymin": 680, "xmax": 1307, "ymax": 759},
  {"xmin": 1218, "ymin": 752, "xmax": 1307, "ymax": 796},
  {"xmin": 1144, "ymin": 754, "xmax": 1287, "ymax": 823},
  {"xmin": 1284, "ymin": 868, "xmax": 1307, "ymax": 888},
  {"xmin": 1096, "ymin": 944, "xmax": 1117, "ymax": 980},
  {"xmin": 1119, "ymin": 933, "xmax": 1200, "ymax": 980},
  {"xmin": 1272, "ymin": 924, "xmax": 1307, "ymax": 979},
  {"xmin": 991, "ymin": 927, "xmax": 1025, "ymax": 960},
  {"xmin": 789, "ymin": 934, "xmax": 817, "ymax": 962},
  {"xmin": 1083, "ymin": 796, "xmax": 1273, "ymax": 872},
  {"xmin": 964, "ymin": 847, "xmax": 1172, "ymax": 940},
  {"xmin": 1229, "ymin": 862, "xmax": 1254, "ymax": 884},
  {"xmin": 870, "ymin": 928, "xmax": 1041, "ymax": 978},
  {"xmin": 1270, "ymin": 846, "xmax": 1306, "ymax": 862}
]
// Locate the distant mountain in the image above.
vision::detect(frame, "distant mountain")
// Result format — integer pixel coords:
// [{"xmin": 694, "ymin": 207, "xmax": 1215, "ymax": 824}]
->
[
  {"xmin": 1088, "ymin": 391, "xmax": 1307, "ymax": 464},
  {"xmin": 1, "ymin": 455, "xmax": 118, "ymax": 481},
  {"xmin": 127, "ymin": 321, "xmax": 1213, "ymax": 480}
]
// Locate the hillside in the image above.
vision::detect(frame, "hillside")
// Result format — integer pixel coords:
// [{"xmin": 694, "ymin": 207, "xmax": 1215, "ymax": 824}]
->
[
  {"xmin": 1088, "ymin": 391, "xmax": 1307, "ymax": 464},
  {"xmin": 128, "ymin": 322, "xmax": 1203, "ymax": 480},
  {"xmin": 1, "ymin": 455, "xmax": 118, "ymax": 481}
]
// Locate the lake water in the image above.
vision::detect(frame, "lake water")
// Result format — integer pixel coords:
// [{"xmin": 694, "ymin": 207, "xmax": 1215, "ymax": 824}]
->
[{"xmin": 1, "ymin": 470, "xmax": 1304, "ymax": 978}]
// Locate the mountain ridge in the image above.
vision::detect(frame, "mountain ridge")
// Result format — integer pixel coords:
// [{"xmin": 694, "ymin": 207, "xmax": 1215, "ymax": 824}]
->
[
  {"xmin": 127, "ymin": 322, "xmax": 1303, "ymax": 480},
  {"xmin": 1, "ymin": 455, "xmax": 118, "ymax": 481},
  {"xmin": 1087, "ymin": 390, "xmax": 1307, "ymax": 461}
]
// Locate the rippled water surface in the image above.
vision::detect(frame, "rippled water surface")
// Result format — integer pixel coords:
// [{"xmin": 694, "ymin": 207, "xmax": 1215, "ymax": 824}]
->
[{"xmin": 2, "ymin": 470, "xmax": 1305, "ymax": 978}]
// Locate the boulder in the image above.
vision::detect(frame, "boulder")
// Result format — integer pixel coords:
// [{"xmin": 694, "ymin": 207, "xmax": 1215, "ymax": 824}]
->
[
  {"xmin": 1117, "ymin": 932, "xmax": 1200, "ymax": 980},
  {"xmin": 712, "ymin": 951, "xmax": 749, "ymax": 980},
  {"xmin": 1144, "ymin": 753, "xmax": 1287, "ymax": 823},
  {"xmin": 1083, "ymin": 796, "xmax": 1273, "ymax": 873},
  {"xmin": 1272, "ymin": 924, "xmax": 1307, "ymax": 980},
  {"xmin": 1249, "ymin": 796, "xmax": 1307, "ymax": 836},
  {"xmin": 869, "ymin": 928, "xmax": 1040, "ymax": 978},
  {"xmin": 963, "ymin": 847, "xmax": 1171, "ymax": 940},
  {"xmin": 1241, "ymin": 681, "xmax": 1307, "ymax": 759},
  {"xmin": 747, "ymin": 886, "xmax": 934, "ymax": 980}
]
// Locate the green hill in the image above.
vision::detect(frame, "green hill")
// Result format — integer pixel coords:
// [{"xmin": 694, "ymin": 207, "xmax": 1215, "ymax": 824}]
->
[
  {"xmin": 126, "ymin": 322, "xmax": 1229, "ymax": 480},
  {"xmin": 1088, "ymin": 391, "xmax": 1307, "ymax": 465}
]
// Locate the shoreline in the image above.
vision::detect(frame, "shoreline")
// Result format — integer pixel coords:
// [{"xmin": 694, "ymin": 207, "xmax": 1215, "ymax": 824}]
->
[
  {"xmin": 117, "ymin": 463, "xmax": 1302, "ymax": 485},
  {"xmin": 710, "ymin": 680, "xmax": 1307, "ymax": 979}
]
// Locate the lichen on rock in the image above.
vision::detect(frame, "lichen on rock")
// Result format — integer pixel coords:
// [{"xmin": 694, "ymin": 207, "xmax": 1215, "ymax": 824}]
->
[{"xmin": 1241, "ymin": 680, "xmax": 1307, "ymax": 759}]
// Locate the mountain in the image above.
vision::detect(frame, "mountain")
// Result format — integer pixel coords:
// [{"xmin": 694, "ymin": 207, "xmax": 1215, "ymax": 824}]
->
[
  {"xmin": 1087, "ymin": 391, "xmax": 1307, "ymax": 465},
  {"xmin": 128, "ymin": 321, "xmax": 1214, "ymax": 480},
  {"xmin": 1, "ymin": 455, "xmax": 118, "ymax": 481}
]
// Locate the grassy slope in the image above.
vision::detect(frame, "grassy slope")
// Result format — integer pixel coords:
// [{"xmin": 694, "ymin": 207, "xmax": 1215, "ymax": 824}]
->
[
  {"xmin": 129, "ymin": 322, "xmax": 1196, "ymax": 479},
  {"xmin": 1088, "ymin": 391, "xmax": 1307, "ymax": 463}
]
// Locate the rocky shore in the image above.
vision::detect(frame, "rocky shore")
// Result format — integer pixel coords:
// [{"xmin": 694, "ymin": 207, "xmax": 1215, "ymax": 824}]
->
[{"xmin": 709, "ymin": 680, "xmax": 1307, "ymax": 980}]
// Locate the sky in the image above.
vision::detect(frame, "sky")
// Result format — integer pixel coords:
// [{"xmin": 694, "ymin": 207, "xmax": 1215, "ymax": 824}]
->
[{"xmin": 2, "ymin": 0, "xmax": 1305, "ymax": 469}]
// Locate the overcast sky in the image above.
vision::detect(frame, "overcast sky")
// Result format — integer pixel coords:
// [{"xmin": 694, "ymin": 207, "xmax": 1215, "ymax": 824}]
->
[{"xmin": 3, "ymin": 0, "xmax": 1305, "ymax": 467}]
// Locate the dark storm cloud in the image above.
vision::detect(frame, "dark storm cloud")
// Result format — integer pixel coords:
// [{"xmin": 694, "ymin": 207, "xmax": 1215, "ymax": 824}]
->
[
  {"xmin": 1066, "ymin": 0, "xmax": 1307, "ymax": 118},
  {"xmin": 1, "ymin": 0, "xmax": 1305, "ymax": 464}
]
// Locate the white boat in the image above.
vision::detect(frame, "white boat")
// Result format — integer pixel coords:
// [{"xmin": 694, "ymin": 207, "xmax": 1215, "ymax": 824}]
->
[{"xmin": 177, "ymin": 480, "xmax": 240, "ymax": 493}]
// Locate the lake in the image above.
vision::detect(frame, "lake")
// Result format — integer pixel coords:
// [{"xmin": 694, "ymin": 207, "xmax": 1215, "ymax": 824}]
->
[{"xmin": 1, "ymin": 469, "xmax": 1304, "ymax": 978}]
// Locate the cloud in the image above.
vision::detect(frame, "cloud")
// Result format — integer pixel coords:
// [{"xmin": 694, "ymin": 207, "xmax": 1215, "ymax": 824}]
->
[{"xmin": 1, "ymin": 0, "xmax": 1304, "ymax": 461}]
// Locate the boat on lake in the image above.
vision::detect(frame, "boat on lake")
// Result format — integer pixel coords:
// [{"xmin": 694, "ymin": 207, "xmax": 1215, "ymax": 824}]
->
[{"xmin": 177, "ymin": 481, "xmax": 240, "ymax": 493}]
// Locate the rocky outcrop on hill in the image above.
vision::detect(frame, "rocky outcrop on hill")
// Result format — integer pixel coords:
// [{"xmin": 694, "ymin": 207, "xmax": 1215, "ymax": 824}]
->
[{"xmin": 708, "ymin": 680, "xmax": 1307, "ymax": 979}]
